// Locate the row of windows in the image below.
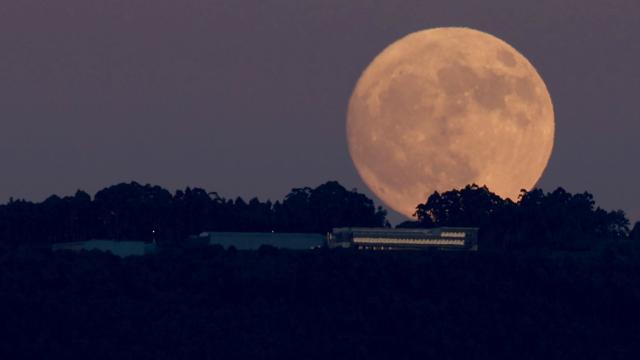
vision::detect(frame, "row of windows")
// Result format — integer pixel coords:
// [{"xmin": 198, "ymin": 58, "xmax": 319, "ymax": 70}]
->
[
  {"xmin": 353, "ymin": 237, "xmax": 465, "ymax": 246},
  {"xmin": 440, "ymin": 232, "xmax": 467, "ymax": 238},
  {"xmin": 346, "ymin": 231, "xmax": 469, "ymax": 240}
]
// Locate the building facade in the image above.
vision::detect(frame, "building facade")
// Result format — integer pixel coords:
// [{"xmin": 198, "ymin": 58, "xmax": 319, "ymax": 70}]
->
[{"xmin": 327, "ymin": 227, "xmax": 479, "ymax": 251}]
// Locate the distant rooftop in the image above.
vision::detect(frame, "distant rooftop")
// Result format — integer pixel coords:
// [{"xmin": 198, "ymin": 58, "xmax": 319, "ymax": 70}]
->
[{"xmin": 193, "ymin": 232, "xmax": 325, "ymax": 250}]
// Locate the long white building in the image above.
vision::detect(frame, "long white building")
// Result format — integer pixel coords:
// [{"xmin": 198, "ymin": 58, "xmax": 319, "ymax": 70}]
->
[{"xmin": 327, "ymin": 227, "xmax": 479, "ymax": 251}]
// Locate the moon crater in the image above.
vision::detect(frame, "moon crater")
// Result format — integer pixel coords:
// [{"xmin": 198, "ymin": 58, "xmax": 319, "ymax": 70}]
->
[{"xmin": 347, "ymin": 27, "xmax": 555, "ymax": 218}]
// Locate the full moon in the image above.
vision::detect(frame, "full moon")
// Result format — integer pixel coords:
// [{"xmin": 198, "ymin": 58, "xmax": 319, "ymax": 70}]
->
[{"xmin": 347, "ymin": 27, "xmax": 554, "ymax": 218}]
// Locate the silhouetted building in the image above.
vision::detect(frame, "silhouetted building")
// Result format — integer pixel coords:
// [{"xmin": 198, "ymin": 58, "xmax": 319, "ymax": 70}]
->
[
  {"xmin": 327, "ymin": 227, "xmax": 479, "ymax": 251},
  {"xmin": 52, "ymin": 240, "xmax": 157, "ymax": 257},
  {"xmin": 190, "ymin": 232, "xmax": 325, "ymax": 250}
]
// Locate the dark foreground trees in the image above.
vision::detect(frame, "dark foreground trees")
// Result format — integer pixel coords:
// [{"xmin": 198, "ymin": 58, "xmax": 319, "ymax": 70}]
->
[
  {"xmin": 1, "ymin": 246, "xmax": 639, "ymax": 359},
  {"xmin": 0, "ymin": 181, "xmax": 387, "ymax": 247},
  {"xmin": 415, "ymin": 184, "xmax": 631, "ymax": 250}
]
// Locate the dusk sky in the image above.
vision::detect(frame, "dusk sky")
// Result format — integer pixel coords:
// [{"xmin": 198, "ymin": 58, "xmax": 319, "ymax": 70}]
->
[{"xmin": 1, "ymin": 0, "xmax": 639, "ymax": 223}]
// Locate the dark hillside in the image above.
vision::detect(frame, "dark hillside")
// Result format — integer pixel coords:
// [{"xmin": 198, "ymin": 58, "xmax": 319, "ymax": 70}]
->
[{"xmin": 1, "ymin": 245, "xmax": 639, "ymax": 359}]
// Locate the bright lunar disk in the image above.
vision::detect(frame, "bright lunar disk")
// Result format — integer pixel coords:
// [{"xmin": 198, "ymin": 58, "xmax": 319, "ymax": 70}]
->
[{"xmin": 347, "ymin": 27, "xmax": 554, "ymax": 218}]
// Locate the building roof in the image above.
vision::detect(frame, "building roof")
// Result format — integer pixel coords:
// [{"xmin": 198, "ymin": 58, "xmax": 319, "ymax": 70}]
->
[{"xmin": 197, "ymin": 232, "xmax": 324, "ymax": 250}]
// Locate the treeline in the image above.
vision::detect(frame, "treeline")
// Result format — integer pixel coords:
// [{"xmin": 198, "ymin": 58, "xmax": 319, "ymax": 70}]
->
[
  {"xmin": 406, "ymin": 184, "xmax": 637, "ymax": 250},
  {"xmin": 0, "ymin": 181, "xmax": 387, "ymax": 246},
  {"xmin": 1, "ymin": 180, "xmax": 638, "ymax": 250}
]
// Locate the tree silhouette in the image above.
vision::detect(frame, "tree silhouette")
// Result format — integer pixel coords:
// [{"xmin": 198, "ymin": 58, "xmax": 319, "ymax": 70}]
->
[
  {"xmin": 274, "ymin": 187, "xmax": 313, "ymax": 232},
  {"xmin": 309, "ymin": 181, "xmax": 388, "ymax": 233},
  {"xmin": 274, "ymin": 182, "xmax": 388, "ymax": 233},
  {"xmin": 93, "ymin": 182, "xmax": 174, "ymax": 241},
  {"xmin": 414, "ymin": 185, "xmax": 630, "ymax": 250},
  {"xmin": 415, "ymin": 184, "xmax": 511, "ymax": 227}
]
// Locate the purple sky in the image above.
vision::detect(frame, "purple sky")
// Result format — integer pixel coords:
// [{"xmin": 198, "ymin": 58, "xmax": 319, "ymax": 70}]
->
[{"xmin": 0, "ymin": 0, "xmax": 639, "ymax": 224}]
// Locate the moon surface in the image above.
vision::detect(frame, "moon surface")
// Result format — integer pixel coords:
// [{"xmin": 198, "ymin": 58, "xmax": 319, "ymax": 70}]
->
[{"xmin": 347, "ymin": 27, "xmax": 554, "ymax": 218}]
